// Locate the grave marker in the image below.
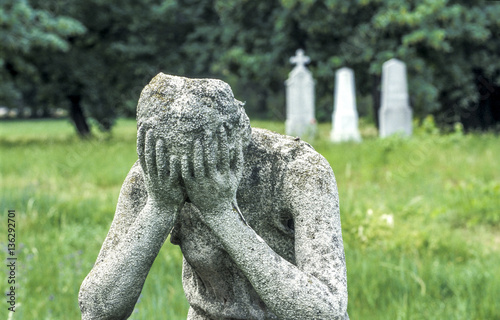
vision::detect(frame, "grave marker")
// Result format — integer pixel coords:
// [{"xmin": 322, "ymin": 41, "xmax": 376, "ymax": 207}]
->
[
  {"xmin": 330, "ymin": 67, "xmax": 361, "ymax": 142},
  {"xmin": 285, "ymin": 49, "xmax": 316, "ymax": 140},
  {"xmin": 379, "ymin": 58, "xmax": 413, "ymax": 137}
]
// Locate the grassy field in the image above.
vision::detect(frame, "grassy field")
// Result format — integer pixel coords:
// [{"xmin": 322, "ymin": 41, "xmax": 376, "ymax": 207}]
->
[{"xmin": 1, "ymin": 118, "xmax": 499, "ymax": 319}]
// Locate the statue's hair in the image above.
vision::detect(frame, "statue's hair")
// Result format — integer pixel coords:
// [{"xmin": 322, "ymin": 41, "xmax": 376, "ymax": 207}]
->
[{"xmin": 137, "ymin": 73, "xmax": 251, "ymax": 146}]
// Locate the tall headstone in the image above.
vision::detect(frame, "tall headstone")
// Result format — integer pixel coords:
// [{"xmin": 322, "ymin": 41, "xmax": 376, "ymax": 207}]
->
[
  {"xmin": 330, "ymin": 67, "xmax": 361, "ymax": 142},
  {"xmin": 285, "ymin": 49, "xmax": 316, "ymax": 140},
  {"xmin": 379, "ymin": 58, "xmax": 413, "ymax": 137}
]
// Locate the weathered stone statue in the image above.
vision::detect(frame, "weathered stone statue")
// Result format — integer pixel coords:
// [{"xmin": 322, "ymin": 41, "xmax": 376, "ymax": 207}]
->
[{"xmin": 78, "ymin": 73, "xmax": 349, "ymax": 320}]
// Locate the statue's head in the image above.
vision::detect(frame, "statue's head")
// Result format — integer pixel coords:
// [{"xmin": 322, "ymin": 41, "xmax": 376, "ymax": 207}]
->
[{"xmin": 137, "ymin": 73, "xmax": 251, "ymax": 157}]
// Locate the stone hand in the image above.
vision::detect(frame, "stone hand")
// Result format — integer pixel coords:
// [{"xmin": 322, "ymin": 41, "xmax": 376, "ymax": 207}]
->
[
  {"xmin": 181, "ymin": 126, "xmax": 244, "ymax": 214},
  {"xmin": 137, "ymin": 125, "xmax": 185, "ymax": 208}
]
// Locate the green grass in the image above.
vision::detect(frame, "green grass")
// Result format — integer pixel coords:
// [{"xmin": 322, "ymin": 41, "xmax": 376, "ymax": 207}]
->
[{"xmin": 1, "ymin": 118, "xmax": 499, "ymax": 319}]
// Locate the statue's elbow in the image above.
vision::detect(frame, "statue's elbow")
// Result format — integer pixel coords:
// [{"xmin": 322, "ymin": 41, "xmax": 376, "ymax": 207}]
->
[
  {"xmin": 79, "ymin": 280, "xmax": 133, "ymax": 320},
  {"xmin": 79, "ymin": 297, "xmax": 133, "ymax": 320},
  {"xmin": 328, "ymin": 288, "xmax": 348, "ymax": 320},
  {"xmin": 313, "ymin": 286, "xmax": 348, "ymax": 320},
  {"xmin": 320, "ymin": 302, "xmax": 348, "ymax": 320}
]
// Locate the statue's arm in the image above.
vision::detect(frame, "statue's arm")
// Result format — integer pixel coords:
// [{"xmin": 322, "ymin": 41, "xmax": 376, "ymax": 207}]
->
[
  {"xmin": 283, "ymin": 157, "xmax": 349, "ymax": 318},
  {"xmin": 183, "ymin": 130, "xmax": 348, "ymax": 319},
  {"xmin": 79, "ymin": 127, "xmax": 185, "ymax": 320},
  {"xmin": 204, "ymin": 162, "xmax": 348, "ymax": 319}
]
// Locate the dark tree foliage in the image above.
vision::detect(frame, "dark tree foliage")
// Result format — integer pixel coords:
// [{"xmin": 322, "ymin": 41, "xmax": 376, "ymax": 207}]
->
[
  {"xmin": 26, "ymin": 0, "xmax": 168, "ymax": 136},
  {"xmin": 24, "ymin": 0, "xmax": 224, "ymax": 136},
  {"xmin": 0, "ymin": 0, "xmax": 85, "ymax": 117},
  {"xmin": 209, "ymin": 0, "xmax": 500, "ymax": 130},
  {"xmin": 1, "ymin": 0, "xmax": 499, "ymax": 135}
]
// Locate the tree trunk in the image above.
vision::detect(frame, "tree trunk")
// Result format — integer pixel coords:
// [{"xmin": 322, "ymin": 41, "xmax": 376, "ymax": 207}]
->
[
  {"xmin": 461, "ymin": 70, "xmax": 500, "ymax": 132},
  {"xmin": 371, "ymin": 74, "xmax": 381, "ymax": 129},
  {"xmin": 68, "ymin": 94, "xmax": 91, "ymax": 137}
]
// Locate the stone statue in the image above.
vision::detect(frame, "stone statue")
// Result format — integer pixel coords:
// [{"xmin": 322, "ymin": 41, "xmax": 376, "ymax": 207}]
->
[{"xmin": 78, "ymin": 73, "xmax": 349, "ymax": 320}]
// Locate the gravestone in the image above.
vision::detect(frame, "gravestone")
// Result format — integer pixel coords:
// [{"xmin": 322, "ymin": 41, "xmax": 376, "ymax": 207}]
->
[
  {"xmin": 330, "ymin": 67, "xmax": 362, "ymax": 142},
  {"xmin": 79, "ymin": 73, "xmax": 349, "ymax": 319},
  {"xmin": 285, "ymin": 49, "xmax": 316, "ymax": 140},
  {"xmin": 379, "ymin": 58, "xmax": 413, "ymax": 137}
]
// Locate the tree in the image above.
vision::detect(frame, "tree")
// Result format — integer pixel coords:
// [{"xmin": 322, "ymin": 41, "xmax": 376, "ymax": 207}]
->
[
  {"xmin": 207, "ymin": 0, "xmax": 500, "ymax": 130},
  {"xmin": 25, "ymin": 0, "xmax": 225, "ymax": 136},
  {"xmin": 0, "ymin": 0, "xmax": 85, "ymax": 115},
  {"xmin": 26, "ymin": 0, "xmax": 161, "ymax": 136},
  {"xmin": 3, "ymin": 0, "xmax": 499, "ymax": 135}
]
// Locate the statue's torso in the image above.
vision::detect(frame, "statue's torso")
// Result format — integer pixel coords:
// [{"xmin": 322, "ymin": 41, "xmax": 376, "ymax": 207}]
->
[{"xmin": 170, "ymin": 128, "xmax": 320, "ymax": 319}]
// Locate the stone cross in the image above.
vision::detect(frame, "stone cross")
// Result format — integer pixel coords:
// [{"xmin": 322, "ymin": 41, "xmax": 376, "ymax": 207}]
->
[
  {"xmin": 285, "ymin": 49, "xmax": 316, "ymax": 140},
  {"xmin": 379, "ymin": 58, "xmax": 413, "ymax": 137},
  {"xmin": 290, "ymin": 49, "xmax": 310, "ymax": 68},
  {"xmin": 330, "ymin": 67, "xmax": 361, "ymax": 142}
]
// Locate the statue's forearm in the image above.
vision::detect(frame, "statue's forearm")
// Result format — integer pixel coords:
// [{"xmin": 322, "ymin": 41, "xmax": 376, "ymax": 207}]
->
[
  {"xmin": 79, "ymin": 202, "xmax": 178, "ymax": 320},
  {"xmin": 204, "ymin": 203, "xmax": 347, "ymax": 320}
]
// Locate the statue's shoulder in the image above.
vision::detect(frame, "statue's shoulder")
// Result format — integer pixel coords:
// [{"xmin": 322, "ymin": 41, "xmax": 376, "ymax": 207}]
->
[
  {"xmin": 248, "ymin": 128, "xmax": 332, "ymax": 174},
  {"xmin": 243, "ymin": 128, "xmax": 337, "ymax": 210}
]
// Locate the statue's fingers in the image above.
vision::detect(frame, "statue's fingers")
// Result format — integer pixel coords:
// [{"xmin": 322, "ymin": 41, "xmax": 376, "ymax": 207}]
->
[
  {"xmin": 137, "ymin": 125, "xmax": 147, "ymax": 176},
  {"xmin": 218, "ymin": 126, "xmax": 230, "ymax": 172},
  {"xmin": 193, "ymin": 139, "xmax": 205, "ymax": 179},
  {"xmin": 181, "ymin": 155, "xmax": 193, "ymax": 186},
  {"xmin": 169, "ymin": 155, "xmax": 181, "ymax": 184},
  {"xmin": 205, "ymin": 132, "xmax": 217, "ymax": 177},
  {"xmin": 156, "ymin": 139, "xmax": 168, "ymax": 180},
  {"xmin": 234, "ymin": 138, "xmax": 244, "ymax": 178},
  {"xmin": 145, "ymin": 129, "xmax": 157, "ymax": 180}
]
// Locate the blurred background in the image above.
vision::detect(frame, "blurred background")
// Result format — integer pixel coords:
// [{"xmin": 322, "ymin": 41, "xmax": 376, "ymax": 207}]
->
[
  {"xmin": 1, "ymin": 0, "xmax": 500, "ymax": 133},
  {"xmin": 1, "ymin": 0, "xmax": 499, "ymax": 319}
]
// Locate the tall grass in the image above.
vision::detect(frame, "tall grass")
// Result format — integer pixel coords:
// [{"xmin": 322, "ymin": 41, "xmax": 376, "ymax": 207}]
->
[{"xmin": 0, "ymin": 118, "xmax": 498, "ymax": 319}]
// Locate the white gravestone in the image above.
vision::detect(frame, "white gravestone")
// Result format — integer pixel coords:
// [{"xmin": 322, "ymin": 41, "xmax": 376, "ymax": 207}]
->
[
  {"xmin": 379, "ymin": 58, "xmax": 413, "ymax": 137},
  {"xmin": 285, "ymin": 49, "xmax": 316, "ymax": 140},
  {"xmin": 330, "ymin": 67, "xmax": 361, "ymax": 142}
]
